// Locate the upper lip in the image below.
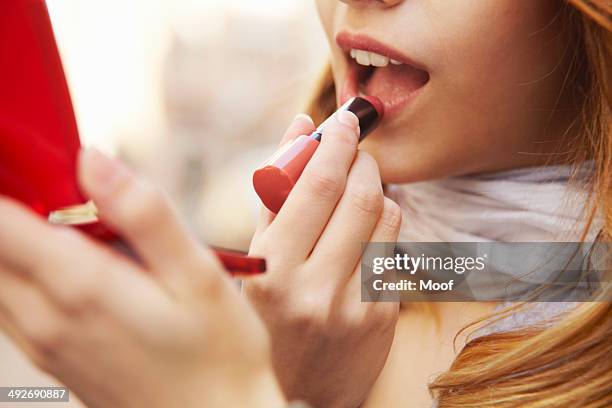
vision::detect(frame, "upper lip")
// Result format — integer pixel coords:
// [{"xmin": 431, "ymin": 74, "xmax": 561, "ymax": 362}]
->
[{"xmin": 336, "ymin": 31, "xmax": 427, "ymax": 71}]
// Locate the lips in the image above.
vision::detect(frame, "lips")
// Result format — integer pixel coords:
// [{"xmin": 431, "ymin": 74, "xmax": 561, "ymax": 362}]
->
[{"xmin": 337, "ymin": 32, "xmax": 429, "ymax": 117}]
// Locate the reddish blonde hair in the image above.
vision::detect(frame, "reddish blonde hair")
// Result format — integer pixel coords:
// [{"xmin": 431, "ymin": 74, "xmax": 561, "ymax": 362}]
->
[{"xmin": 431, "ymin": 3, "xmax": 611, "ymax": 405}]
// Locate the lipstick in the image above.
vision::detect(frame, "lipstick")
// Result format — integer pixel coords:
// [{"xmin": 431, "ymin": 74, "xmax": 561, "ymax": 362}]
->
[{"xmin": 253, "ymin": 96, "xmax": 384, "ymax": 213}]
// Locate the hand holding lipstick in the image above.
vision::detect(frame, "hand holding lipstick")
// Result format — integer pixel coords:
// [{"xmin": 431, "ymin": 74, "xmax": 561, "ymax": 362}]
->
[
  {"xmin": 253, "ymin": 96, "xmax": 383, "ymax": 213},
  {"xmin": 245, "ymin": 110, "xmax": 401, "ymax": 408}
]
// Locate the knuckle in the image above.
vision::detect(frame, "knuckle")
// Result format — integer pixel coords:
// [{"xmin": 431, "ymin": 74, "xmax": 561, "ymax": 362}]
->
[
  {"xmin": 345, "ymin": 153, "xmax": 383, "ymax": 216},
  {"xmin": 57, "ymin": 285, "xmax": 100, "ymax": 316},
  {"xmin": 243, "ymin": 278, "xmax": 269, "ymax": 300},
  {"xmin": 249, "ymin": 240, "xmax": 291, "ymax": 271},
  {"xmin": 303, "ymin": 169, "xmax": 345, "ymax": 201},
  {"xmin": 353, "ymin": 151, "xmax": 380, "ymax": 174},
  {"xmin": 340, "ymin": 301, "xmax": 398, "ymax": 334},
  {"xmin": 243, "ymin": 278, "xmax": 283, "ymax": 309},
  {"xmin": 380, "ymin": 198, "xmax": 403, "ymax": 231},
  {"xmin": 323, "ymin": 121, "xmax": 358, "ymax": 148},
  {"xmin": 349, "ymin": 186, "xmax": 384, "ymax": 216},
  {"xmin": 24, "ymin": 321, "xmax": 65, "ymax": 361},
  {"xmin": 288, "ymin": 293, "xmax": 331, "ymax": 332},
  {"xmin": 57, "ymin": 257, "xmax": 108, "ymax": 314},
  {"xmin": 124, "ymin": 182, "xmax": 172, "ymax": 231},
  {"xmin": 333, "ymin": 124, "xmax": 359, "ymax": 148},
  {"xmin": 195, "ymin": 263, "xmax": 226, "ymax": 298}
]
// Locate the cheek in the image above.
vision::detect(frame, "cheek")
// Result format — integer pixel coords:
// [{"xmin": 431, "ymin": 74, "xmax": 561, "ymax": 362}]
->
[
  {"xmin": 366, "ymin": 0, "xmax": 569, "ymax": 182},
  {"xmin": 315, "ymin": 0, "xmax": 337, "ymax": 40},
  {"xmin": 318, "ymin": 0, "xmax": 570, "ymax": 183},
  {"xmin": 435, "ymin": 0, "xmax": 567, "ymax": 106},
  {"xmin": 438, "ymin": 1, "xmax": 569, "ymax": 155}
]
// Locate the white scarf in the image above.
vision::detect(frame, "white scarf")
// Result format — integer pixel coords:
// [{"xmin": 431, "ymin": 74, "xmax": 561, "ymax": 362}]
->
[
  {"xmin": 388, "ymin": 163, "xmax": 602, "ymax": 327},
  {"xmin": 387, "ymin": 163, "xmax": 600, "ymax": 243}
]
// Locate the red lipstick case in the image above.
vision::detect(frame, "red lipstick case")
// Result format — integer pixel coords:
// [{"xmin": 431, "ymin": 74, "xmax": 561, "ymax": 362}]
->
[
  {"xmin": 0, "ymin": 0, "xmax": 265, "ymax": 276},
  {"xmin": 0, "ymin": 0, "xmax": 85, "ymax": 217},
  {"xmin": 253, "ymin": 96, "xmax": 383, "ymax": 213}
]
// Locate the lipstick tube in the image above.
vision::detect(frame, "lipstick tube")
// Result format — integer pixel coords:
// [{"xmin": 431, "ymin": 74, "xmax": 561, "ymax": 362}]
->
[{"xmin": 253, "ymin": 96, "xmax": 384, "ymax": 213}]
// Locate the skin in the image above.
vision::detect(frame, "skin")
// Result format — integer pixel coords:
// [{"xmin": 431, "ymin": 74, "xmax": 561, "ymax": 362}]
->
[
  {"xmin": 320, "ymin": 0, "xmax": 581, "ymax": 183},
  {"xmin": 246, "ymin": 0, "xmax": 580, "ymax": 406},
  {"xmin": 0, "ymin": 113, "xmax": 400, "ymax": 408},
  {"xmin": 245, "ymin": 112, "xmax": 401, "ymax": 407},
  {"xmin": 0, "ymin": 150, "xmax": 286, "ymax": 408},
  {"xmin": 0, "ymin": 0, "xmax": 581, "ymax": 407}
]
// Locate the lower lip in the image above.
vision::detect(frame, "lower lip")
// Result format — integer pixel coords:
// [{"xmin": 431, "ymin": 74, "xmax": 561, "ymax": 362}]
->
[{"xmin": 341, "ymin": 61, "xmax": 429, "ymax": 118}]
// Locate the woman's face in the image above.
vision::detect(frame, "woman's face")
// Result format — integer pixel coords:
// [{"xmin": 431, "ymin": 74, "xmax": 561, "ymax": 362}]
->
[{"xmin": 316, "ymin": 0, "xmax": 580, "ymax": 183}]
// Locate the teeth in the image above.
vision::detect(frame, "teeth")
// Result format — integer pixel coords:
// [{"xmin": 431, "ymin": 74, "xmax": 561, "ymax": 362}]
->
[
  {"xmin": 355, "ymin": 50, "xmax": 370, "ymax": 66},
  {"xmin": 349, "ymin": 48, "xmax": 401, "ymax": 67},
  {"xmin": 370, "ymin": 53, "xmax": 389, "ymax": 67}
]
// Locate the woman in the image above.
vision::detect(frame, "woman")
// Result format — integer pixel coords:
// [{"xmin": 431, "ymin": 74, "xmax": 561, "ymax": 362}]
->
[
  {"xmin": 0, "ymin": 0, "xmax": 609, "ymax": 407},
  {"xmin": 245, "ymin": 1, "xmax": 611, "ymax": 406}
]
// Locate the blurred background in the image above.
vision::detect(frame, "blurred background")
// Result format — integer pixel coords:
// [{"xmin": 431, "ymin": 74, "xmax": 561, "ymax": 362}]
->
[{"xmin": 0, "ymin": 1, "xmax": 327, "ymax": 406}]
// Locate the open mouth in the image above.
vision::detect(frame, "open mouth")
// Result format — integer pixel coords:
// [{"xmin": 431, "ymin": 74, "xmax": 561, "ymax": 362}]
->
[{"xmin": 337, "ymin": 33, "xmax": 430, "ymax": 117}]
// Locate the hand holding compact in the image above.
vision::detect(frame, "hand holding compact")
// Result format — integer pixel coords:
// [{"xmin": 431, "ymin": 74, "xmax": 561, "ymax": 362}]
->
[{"xmin": 0, "ymin": 150, "xmax": 284, "ymax": 408}]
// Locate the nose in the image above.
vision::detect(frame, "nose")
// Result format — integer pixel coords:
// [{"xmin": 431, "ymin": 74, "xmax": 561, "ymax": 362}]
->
[{"xmin": 339, "ymin": 0, "xmax": 404, "ymax": 6}]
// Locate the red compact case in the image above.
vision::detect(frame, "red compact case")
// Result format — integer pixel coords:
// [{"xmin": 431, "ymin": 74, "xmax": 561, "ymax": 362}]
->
[
  {"xmin": 0, "ymin": 0, "xmax": 84, "ymax": 216},
  {"xmin": 253, "ymin": 96, "xmax": 384, "ymax": 213},
  {"xmin": 0, "ymin": 0, "xmax": 265, "ymax": 276}
]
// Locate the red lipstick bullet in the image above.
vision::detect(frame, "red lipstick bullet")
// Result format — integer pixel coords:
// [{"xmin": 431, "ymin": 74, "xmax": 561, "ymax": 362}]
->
[{"xmin": 253, "ymin": 96, "xmax": 384, "ymax": 214}]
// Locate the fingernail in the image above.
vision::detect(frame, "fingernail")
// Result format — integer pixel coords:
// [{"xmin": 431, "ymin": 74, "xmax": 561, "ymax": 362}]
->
[
  {"xmin": 79, "ymin": 148, "xmax": 129, "ymax": 192},
  {"xmin": 336, "ymin": 110, "xmax": 359, "ymax": 132},
  {"xmin": 294, "ymin": 113, "xmax": 314, "ymax": 125}
]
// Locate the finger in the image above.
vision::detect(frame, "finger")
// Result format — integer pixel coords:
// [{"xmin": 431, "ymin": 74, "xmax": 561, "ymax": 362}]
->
[
  {"xmin": 340, "ymin": 199, "xmax": 401, "ymax": 335},
  {"xmin": 309, "ymin": 152, "xmax": 384, "ymax": 278},
  {"xmin": 279, "ymin": 114, "xmax": 315, "ymax": 146},
  {"xmin": 367, "ymin": 197, "xmax": 402, "ymax": 244},
  {"xmin": 263, "ymin": 111, "xmax": 360, "ymax": 264},
  {"xmin": 253, "ymin": 114, "xmax": 316, "ymax": 243},
  {"xmin": 0, "ymin": 197, "xmax": 155, "ymax": 310},
  {"xmin": 0, "ymin": 266, "xmax": 64, "ymax": 364},
  {"xmin": 0, "ymin": 313, "xmax": 40, "ymax": 367},
  {"xmin": 78, "ymin": 149, "xmax": 220, "ymax": 282},
  {"xmin": 346, "ymin": 197, "xmax": 402, "ymax": 297},
  {"xmin": 0, "ymin": 197, "xmax": 99, "ymax": 287}
]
